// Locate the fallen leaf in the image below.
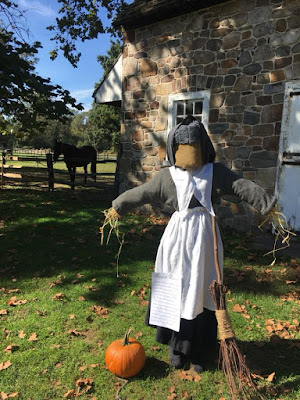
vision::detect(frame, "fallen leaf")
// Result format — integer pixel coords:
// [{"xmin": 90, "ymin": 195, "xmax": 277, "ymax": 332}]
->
[
  {"xmin": 3, "ymin": 344, "xmax": 19, "ymax": 353},
  {"xmin": 7, "ymin": 289, "xmax": 20, "ymax": 294},
  {"xmin": 35, "ymin": 310, "xmax": 47, "ymax": 317},
  {"xmin": 179, "ymin": 371, "xmax": 193, "ymax": 381},
  {"xmin": 167, "ymin": 394, "xmax": 177, "ymax": 400},
  {"xmin": 242, "ymin": 313, "xmax": 251, "ymax": 319},
  {"xmin": 267, "ymin": 372, "xmax": 275, "ymax": 382},
  {"xmin": 150, "ymin": 346, "xmax": 160, "ymax": 351},
  {"xmin": 3, "ymin": 328, "xmax": 10, "ymax": 340},
  {"xmin": 55, "ymin": 362, "xmax": 62, "ymax": 368},
  {"xmin": 7, "ymin": 297, "xmax": 26, "ymax": 306},
  {"xmin": 87, "ymin": 286, "xmax": 99, "ymax": 292},
  {"xmin": 18, "ymin": 330, "xmax": 26, "ymax": 339},
  {"xmin": 251, "ymin": 372, "xmax": 265, "ymax": 380},
  {"xmin": 50, "ymin": 344, "xmax": 61, "ymax": 349},
  {"xmin": 92, "ymin": 305, "xmax": 109, "ymax": 317},
  {"xmin": 63, "ymin": 389, "xmax": 76, "ymax": 398},
  {"xmin": 79, "ymin": 364, "xmax": 87, "ymax": 372},
  {"xmin": 0, "ymin": 309, "xmax": 8, "ymax": 315},
  {"xmin": 0, "ymin": 360, "xmax": 12, "ymax": 371},
  {"xmin": 135, "ymin": 331, "xmax": 143, "ymax": 339},
  {"xmin": 78, "ymin": 296, "xmax": 85, "ymax": 301},
  {"xmin": 40, "ymin": 369, "xmax": 48, "ymax": 375},
  {"xmin": 232, "ymin": 304, "xmax": 244, "ymax": 313},
  {"xmin": 0, "ymin": 393, "xmax": 19, "ymax": 399},
  {"xmin": 69, "ymin": 314, "xmax": 75, "ymax": 320},
  {"xmin": 28, "ymin": 333, "xmax": 38, "ymax": 341},
  {"xmin": 75, "ymin": 378, "xmax": 93, "ymax": 394},
  {"xmin": 52, "ymin": 293, "xmax": 64, "ymax": 301},
  {"xmin": 50, "ymin": 277, "xmax": 62, "ymax": 288},
  {"xmin": 90, "ymin": 363, "xmax": 99, "ymax": 368}
]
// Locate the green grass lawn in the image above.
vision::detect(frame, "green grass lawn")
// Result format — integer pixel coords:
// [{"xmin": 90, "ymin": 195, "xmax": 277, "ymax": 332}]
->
[
  {"xmin": 0, "ymin": 186, "xmax": 299, "ymax": 400},
  {"xmin": 2, "ymin": 154, "xmax": 116, "ymax": 189}
]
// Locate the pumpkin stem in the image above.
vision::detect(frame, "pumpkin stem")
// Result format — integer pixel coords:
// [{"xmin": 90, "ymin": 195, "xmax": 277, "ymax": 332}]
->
[{"xmin": 122, "ymin": 327, "xmax": 133, "ymax": 346}]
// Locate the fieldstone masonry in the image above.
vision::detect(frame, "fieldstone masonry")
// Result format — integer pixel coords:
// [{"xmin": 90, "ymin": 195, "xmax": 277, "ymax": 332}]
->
[{"xmin": 119, "ymin": 0, "xmax": 300, "ymax": 231}]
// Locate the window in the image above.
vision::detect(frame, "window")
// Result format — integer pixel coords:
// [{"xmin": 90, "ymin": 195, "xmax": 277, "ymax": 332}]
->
[
  {"xmin": 167, "ymin": 91, "xmax": 210, "ymax": 131},
  {"xmin": 175, "ymin": 100, "xmax": 203, "ymax": 124}
]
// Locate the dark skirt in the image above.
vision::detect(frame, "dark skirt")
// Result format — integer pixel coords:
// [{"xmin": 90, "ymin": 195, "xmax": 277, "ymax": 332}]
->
[{"xmin": 145, "ymin": 303, "xmax": 218, "ymax": 365}]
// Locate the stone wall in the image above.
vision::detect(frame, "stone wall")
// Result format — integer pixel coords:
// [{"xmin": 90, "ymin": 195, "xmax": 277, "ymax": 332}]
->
[{"xmin": 119, "ymin": 0, "xmax": 300, "ymax": 231}]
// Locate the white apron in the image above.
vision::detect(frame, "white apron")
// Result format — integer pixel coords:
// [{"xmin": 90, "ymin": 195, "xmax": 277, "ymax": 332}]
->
[{"xmin": 154, "ymin": 163, "xmax": 223, "ymax": 321}]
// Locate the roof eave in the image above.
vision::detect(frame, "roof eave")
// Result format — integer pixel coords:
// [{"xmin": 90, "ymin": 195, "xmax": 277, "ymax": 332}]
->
[{"xmin": 114, "ymin": 0, "xmax": 231, "ymax": 30}]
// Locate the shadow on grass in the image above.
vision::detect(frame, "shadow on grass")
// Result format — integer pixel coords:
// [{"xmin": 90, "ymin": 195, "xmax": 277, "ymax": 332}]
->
[
  {"xmin": 238, "ymin": 337, "xmax": 300, "ymax": 397},
  {"xmin": 242, "ymin": 337, "xmax": 300, "ymax": 375},
  {"xmin": 0, "ymin": 187, "xmax": 163, "ymax": 306},
  {"xmin": 138, "ymin": 357, "xmax": 170, "ymax": 380},
  {"xmin": 1, "ymin": 187, "xmax": 299, "ymax": 301}
]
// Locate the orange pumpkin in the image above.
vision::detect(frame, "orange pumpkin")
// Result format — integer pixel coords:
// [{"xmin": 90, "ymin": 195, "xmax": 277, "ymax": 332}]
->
[{"xmin": 105, "ymin": 328, "xmax": 146, "ymax": 378}]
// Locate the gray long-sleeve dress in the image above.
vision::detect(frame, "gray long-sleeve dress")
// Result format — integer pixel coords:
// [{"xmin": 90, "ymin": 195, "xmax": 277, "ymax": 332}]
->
[
  {"xmin": 112, "ymin": 162, "xmax": 276, "ymax": 364},
  {"xmin": 113, "ymin": 162, "xmax": 275, "ymax": 216}
]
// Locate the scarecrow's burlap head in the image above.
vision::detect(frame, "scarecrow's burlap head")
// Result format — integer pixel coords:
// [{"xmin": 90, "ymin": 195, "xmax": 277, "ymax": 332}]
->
[{"xmin": 166, "ymin": 115, "xmax": 215, "ymax": 171}]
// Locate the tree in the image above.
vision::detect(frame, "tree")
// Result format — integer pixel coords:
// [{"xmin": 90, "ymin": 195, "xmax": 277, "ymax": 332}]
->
[
  {"xmin": 97, "ymin": 40, "xmax": 123, "ymax": 77},
  {"xmin": 85, "ymin": 38, "xmax": 122, "ymax": 152},
  {"xmin": 0, "ymin": 1, "xmax": 83, "ymax": 134},
  {"xmin": 47, "ymin": 0, "xmax": 124, "ymax": 67},
  {"xmin": 87, "ymin": 103, "xmax": 120, "ymax": 151},
  {"xmin": 70, "ymin": 112, "xmax": 89, "ymax": 145}
]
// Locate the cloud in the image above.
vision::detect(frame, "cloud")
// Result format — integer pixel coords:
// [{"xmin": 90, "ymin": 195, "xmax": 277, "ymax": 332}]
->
[
  {"xmin": 71, "ymin": 88, "xmax": 94, "ymax": 102},
  {"xmin": 18, "ymin": 0, "xmax": 57, "ymax": 18},
  {"xmin": 71, "ymin": 88, "xmax": 94, "ymax": 112}
]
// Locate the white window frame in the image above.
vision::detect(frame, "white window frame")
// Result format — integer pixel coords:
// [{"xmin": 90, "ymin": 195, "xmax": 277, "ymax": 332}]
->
[{"xmin": 167, "ymin": 90, "xmax": 211, "ymax": 132}]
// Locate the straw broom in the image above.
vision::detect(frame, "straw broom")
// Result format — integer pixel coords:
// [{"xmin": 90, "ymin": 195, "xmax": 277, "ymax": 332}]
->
[{"xmin": 209, "ymin": 215, "xmax": 265, "ymax": 400}]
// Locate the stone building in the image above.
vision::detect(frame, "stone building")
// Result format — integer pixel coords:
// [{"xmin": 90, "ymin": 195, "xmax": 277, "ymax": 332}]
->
[{"xmin": 94, "ymin": 0, "xmax": 300, "ymax": 232}]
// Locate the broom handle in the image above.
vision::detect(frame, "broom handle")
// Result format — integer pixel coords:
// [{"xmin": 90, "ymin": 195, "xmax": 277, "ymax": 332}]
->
[{"xmin": 211, "ymin": 215, "xmax": 222, "ymax": 285}]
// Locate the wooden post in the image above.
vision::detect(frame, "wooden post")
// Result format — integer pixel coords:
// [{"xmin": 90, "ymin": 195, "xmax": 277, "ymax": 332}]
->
[
  {"xmin": 46, "ymin": 153, "xmax": 54, "ymax": 191},
  {"xmin": 1, "ymin": 151, "xmax": 5, "ymax": 184}
]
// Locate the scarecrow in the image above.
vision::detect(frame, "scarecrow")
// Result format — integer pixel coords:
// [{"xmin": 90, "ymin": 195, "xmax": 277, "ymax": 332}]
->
[{"xmin": 102, "ymin": 115, "xmax": 285, "ymax": 396}]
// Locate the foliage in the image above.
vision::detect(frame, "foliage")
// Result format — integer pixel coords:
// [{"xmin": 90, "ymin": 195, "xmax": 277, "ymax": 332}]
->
[
  {"xmin": 86, "ymin": 103, "xmax": 121, "ymax": 151},
  {"xmin": 0, "ymin": 1, "xmax": 83, "ymax": 134},
  {"xmin": 70, "ymin": 112, "xmax": 89, "ymax": 146},
  {"xmin": 0, "ymin": 1, "xmax": 123, "ymax": 146},
  {"xmin": 97, "ymin": 39, "xmax": 123, "ymax": 78},
  {"xmin": 69, "ymin": 39, "xmax": 122, "ymax": 152},
  {"xmin": 0, "ymin": 117, "xmax": 73, "ymax": 149},
  {"xmin": 0, "ymin": 187, "xmax": 299, "ymax": 399},
  {"xmin": 47, "ymin": 0, "xmax": 124, "ymax": 67}
]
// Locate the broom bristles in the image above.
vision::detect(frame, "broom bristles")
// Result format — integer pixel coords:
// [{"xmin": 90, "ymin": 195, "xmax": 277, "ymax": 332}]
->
[
  {"xmin": 219, "ymin": 339, "xmax": 264, "ymax": 400},
  {"xmin": 209, "ymin": 280, "xmax": 265, "ymax": 400}
]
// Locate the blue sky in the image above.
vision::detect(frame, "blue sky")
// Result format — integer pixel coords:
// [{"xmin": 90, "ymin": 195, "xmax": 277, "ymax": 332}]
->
[{"xmin": 17, "ymin": 0, "xmax": 114, "ymax": 111}]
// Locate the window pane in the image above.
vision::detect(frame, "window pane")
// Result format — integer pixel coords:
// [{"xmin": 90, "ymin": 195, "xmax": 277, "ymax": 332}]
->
[
  {"xmin": 195, "ymin": 101, "xmax": 203, "ymax": 115},
  {"xmin": 176, "ymin": 117, "xmax": 184, "ymax": 124},
  {"xmin": 176, "ymin": 102, "xmax": 184, "ymax": 115},
  {"xmin": 186, "ymin": 101, "xmax": 193, "ymax": 115}
]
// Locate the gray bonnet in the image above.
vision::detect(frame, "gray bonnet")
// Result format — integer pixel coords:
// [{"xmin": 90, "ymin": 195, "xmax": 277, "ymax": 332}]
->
[{"xmin": 166, "ymin": 115, "xmax": 215, "ymax": 166}]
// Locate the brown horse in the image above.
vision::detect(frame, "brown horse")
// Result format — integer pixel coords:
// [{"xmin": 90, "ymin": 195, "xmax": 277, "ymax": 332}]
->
[{"xmin": 53, "ymin": 140, "xmax": 97, "ymax": 189}]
